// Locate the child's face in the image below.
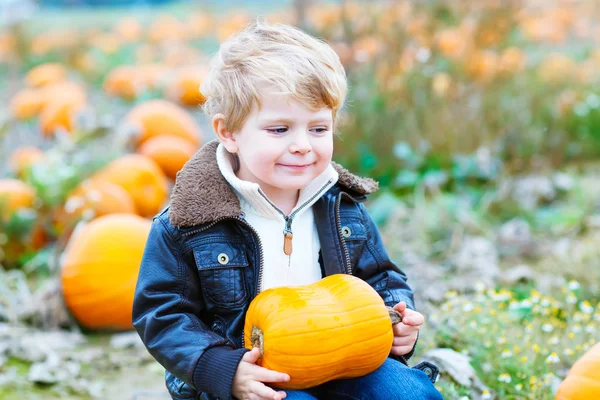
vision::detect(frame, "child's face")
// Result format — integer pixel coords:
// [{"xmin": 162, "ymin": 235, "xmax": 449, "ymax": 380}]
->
[{"xmin": 229, "ymin": 92, "xmax": 334, "ymax": 199}]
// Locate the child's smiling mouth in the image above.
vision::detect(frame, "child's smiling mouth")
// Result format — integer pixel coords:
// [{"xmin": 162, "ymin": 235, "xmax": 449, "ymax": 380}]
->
[{"xmin": 277, "ymin": 162, "xmax": 315, "ymax": 171}]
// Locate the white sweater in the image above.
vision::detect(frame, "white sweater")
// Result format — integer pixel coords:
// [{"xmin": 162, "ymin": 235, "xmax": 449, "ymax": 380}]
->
[{"xmin": 216, "ymin": 144, "xmax": 339, "ymax": 291}]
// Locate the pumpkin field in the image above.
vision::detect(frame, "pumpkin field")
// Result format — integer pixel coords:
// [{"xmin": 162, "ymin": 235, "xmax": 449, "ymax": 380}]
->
[{"xmin": 1, "ymin": 0, "xmax": 600, "ymax": 399}]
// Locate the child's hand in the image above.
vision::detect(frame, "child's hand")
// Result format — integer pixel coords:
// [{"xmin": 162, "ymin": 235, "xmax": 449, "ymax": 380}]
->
[
  {"xmin": 232, "ymin": 347, "xmax": 290, "ymax": 400},
  {"xmin": 390, "ymin": 301, "xmax": 424, "ymax": 357}
]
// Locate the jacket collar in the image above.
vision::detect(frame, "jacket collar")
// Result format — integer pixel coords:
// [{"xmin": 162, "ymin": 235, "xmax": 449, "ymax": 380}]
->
[{"xmin": 169, "ymin": 140, "xmax": 379, "ymax": 227}]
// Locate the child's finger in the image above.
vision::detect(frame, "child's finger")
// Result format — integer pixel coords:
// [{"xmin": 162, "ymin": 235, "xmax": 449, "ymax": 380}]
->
[
  {"xmin": 393, "ymin": 301, "xmax": 407, "ymax": 313},
  {"xmin": 252, "ymin": 365, "xmax": 290, "ymax": 383},
  {"xmin": 242, "ymin": 347, "xmax": 261, "ymax": 364},
  {"xmin": 402, "ymin": 311, "xmax": 424, "ymax": 326},
  {"xmin": 248, "ymin": 380, "xmax": 281, "ymax": 399}
]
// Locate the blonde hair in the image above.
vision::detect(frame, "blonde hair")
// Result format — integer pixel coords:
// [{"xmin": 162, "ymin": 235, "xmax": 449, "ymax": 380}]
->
[{"xmin": 200, "ymin": 18, "xmax": 348, "ymax": 134}]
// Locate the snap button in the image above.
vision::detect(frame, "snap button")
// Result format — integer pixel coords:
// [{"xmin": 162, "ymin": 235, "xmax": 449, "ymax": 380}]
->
[
  {"xmin": 341, "ymin": 226, "xmax": 352, "ymax": 238},
  {"xmin": 423, "ymin": 367, "xmax": 432, "ymax": 377},
  {"xmin": 217, "ymin": 253, "xmax": 229, "ymax": 265}
]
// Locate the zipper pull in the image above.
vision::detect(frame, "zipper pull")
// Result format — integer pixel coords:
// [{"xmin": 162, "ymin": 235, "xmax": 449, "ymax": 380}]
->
[
  {"xmin": 283, "ymin": 217, "xmax": 293, "ymax": 256},
  {"xmin": 283, "ymin": 231, "xmax": 293, "ymax": 255}
]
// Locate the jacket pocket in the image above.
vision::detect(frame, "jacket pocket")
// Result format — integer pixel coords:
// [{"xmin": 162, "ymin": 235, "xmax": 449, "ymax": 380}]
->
[
  {"xmin": 339, "ymin": 215, "xmax": 368, "ymax": 268},
  {"xmin": 193, "ymin": 242, "xmax": 249, "ymax": 308}
]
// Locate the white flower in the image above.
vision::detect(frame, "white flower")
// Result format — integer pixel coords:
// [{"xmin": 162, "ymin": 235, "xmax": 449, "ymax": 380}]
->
[
  {"xmin": 463, "ymin": 303, "xmax": 475, "ymax": 312},
  {"xmin": 498, "ymin": 373, "xmax": 512, "ymax": 383},
  {"xmin": 515, "ymin": 383, "xmax": 523, "ymax": 391},
  {"xmin": 567, "ymin": 294, "xmax": 578, "ymax": 304},
  {"xmin": 541, "ymin": 324, "xmax": 554, "ymax": 333},
  {"xmin": 579, "ymin": 301, "xmax": 594, "ymax": 314},
  {"xmin": 568, "ymin": 280, "xmax": 581, "ymax": 290},
  {"xmin": 541, "ymin": 298, "xmax": 551, "ymax": 307},
  {"xmin": 501, "ymin": 349, "xmax": 513, "ymax": 358},
  {"xmin": 546, "ymin": 352, "xmax": 560, "ymax": 364},
  {"xmin": 550, "ymin": 336, "xmax": 560, "ymax": 345},
  {"xmin": 585, "ymin": 325, "xmax": 596, "ymax": 334},
  {"xmin": 521, "ymin": 299, "xmax": 532, "ymax": 308},
  {"xmin": 481, "ymin": 390, "xmax": 493, "ymax": 400}
]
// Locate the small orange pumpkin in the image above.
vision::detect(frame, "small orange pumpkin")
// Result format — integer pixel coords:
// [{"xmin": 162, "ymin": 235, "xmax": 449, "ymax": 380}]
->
[
  {"xmin": 8, "ymin": 147, "xmax": 44, "ymax": 178},
  {"xmin": 25, "ymin": 62, "xmax": 67, "ymax": 88},
  {"xmin": 137, "ymin": 135, "xmax": 197, "ymax": 180},
  {"xmin": 53, "ymin": 179, "xmax": 137, "ymax": 235},
  {"xmin": 244, "ymin": 274, "xmax": 401, "ymax": 389},
  {"xmin": 125, "ymin": 99, "xmax": 202, "ymax": 147},
  {"xmin": 0, "ymin": 179, "xmax": 36, "ymax": 222},
  {"xmin": 92, "ymin": 154, "xmax": 168, "ymax": 217},
  {"xmin": 40, "ymin": 81, "xmax": 87, "ymax": 109},
  {"xmin": 164, "ymin": 66, "xmax": 207, "ymax": 107},
  {"xmin": 60, "ymin": 213, "xmax": 152, "ymax": 330},
  {"xmin": 9, "ymin": 88, "xmax": 45, "ymax": 120},
  {"xmin": 555, "ymin": 342, "xmax": 600, "ymax": 400},
  {"xmin": 39, "ymin": 97, "xmax": 86, "ymax": 137}
]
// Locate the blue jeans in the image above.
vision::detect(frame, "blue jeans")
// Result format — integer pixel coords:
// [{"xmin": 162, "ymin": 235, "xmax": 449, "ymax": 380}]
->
[{"xmin": 281, "ymin": 358, "xmax": 444, "ymax": 400}]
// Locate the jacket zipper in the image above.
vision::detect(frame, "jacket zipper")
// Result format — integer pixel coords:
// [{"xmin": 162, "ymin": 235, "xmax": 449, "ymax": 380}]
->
[
  {"xmin": 335, "ymin": 192, "xmax": 353, "ymax": 275},
  {"xmin": 257, "ymin": 179, "xmax": 333, "ymax": 256},
  {"xmin": 181, "ymin": 214, "xmax": 264, "ymax": 350}
]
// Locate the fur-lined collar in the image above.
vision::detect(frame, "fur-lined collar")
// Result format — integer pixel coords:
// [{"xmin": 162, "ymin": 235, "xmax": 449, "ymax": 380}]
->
[{"xmin": 169, "ymin": 140, "xmax": 379, "ymax": 227}]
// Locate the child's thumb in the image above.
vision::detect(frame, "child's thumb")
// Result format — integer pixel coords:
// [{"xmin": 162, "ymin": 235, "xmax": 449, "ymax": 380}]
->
[
  {"xmin": 394, "ymin": 301, "xmax": 407, "ymax": 313},
  {"xmin": 243, "ymin": 347, "xmax": 261, "ymax": 363}
]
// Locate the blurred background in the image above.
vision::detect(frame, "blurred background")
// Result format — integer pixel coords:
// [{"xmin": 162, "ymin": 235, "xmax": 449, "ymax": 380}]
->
[{"xmin": 1, "ymin": 0, "xmax": 599, "ymax": 399}]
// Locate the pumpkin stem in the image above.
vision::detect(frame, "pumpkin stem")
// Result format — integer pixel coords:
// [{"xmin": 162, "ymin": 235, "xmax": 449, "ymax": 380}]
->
[
  {"xmin": 387, "ymin": 306, "xmax": 403, "ymax": 325},
  {"xmin": 251, "ymin": 326, "xmax": 264, "ymax": 357}
]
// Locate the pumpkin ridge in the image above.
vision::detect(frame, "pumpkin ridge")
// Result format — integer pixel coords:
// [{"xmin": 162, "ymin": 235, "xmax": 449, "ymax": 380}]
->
[
  {"xmin": 263, "ymin": 336, "xmax": 390, "ymax": 380},
  {"xmin": 263, "ymin": 302, "xmax": 385, "ymax": 332},
  {"xmin": 265, "ymin": 314, "xmax": 391, "ymax": 347},
  {"xmin": 265, "ymin": 328, "xmax": 391, "ymax": 359}
]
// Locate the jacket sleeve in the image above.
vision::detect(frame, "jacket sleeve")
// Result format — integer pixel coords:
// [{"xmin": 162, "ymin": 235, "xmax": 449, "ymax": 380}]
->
[
  {"xmin": 132, "ymin": 215, "xmax": 248, "ymax": 400},
  {"xmin": 352, "ymin": 202, "xmax": 418, "ymax": 361}
]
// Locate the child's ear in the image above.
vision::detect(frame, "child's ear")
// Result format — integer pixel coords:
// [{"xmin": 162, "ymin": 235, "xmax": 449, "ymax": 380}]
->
[{"xmin": 212, "ymin": 113, "xmax": 238, "ymax": 153}]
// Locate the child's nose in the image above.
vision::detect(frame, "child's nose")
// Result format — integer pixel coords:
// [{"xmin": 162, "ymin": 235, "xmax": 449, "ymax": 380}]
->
[{"xmin": 289, "ymin": 131, "xmax": 312, "ymax": 154}]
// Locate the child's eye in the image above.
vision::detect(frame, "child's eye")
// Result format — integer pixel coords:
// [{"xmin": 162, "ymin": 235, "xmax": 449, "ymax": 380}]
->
[
  {"xmin": 313, "ymin": 128, "xmax": 329, "ymax": 134},
  {"xmin": 267, "ymin": 128, "xmax": 288, "ymax": 134}
]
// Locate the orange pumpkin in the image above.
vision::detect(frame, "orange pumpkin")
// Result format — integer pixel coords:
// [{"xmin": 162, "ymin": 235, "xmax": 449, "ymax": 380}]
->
[
  {"xmin": 10, "ymin": 88, "xmax": 45, "ymax": 120},
  {"xmin": 25, "ymin": 62, "xmax": 67, "ymax": 88},
  {"xmin": 40, "ymin": 81, "xmax": 87, "ymax": 109},
  {"xmin": 0, "ymin": 179, "xmax": 36, "ymax": 222},
  {"xmin": 103, "ymin": 65, "xmax": 138, "ymax": 100},
  {"xmin": 93, "ymin": 154, "xmax": 168, "ymax": 217},
  {"xmin": 39, "ymin": 97, "xmax": 86, "ymax": 137},
  {"xmin": 115, "ymin": 16, "xmax": 143, "ymax": 43},
  {"xmin": 125, "ymin": 99, "xmax": 202, "ymax": 147},
  {"xmin": 555, "ymin": 342, "xmax": 600, "ymax": 400},
  {"xmin": 137, "ymin": 135, "xmax": 197, "ymax": 180},
  {"xmin": 244, "ymin": 274, "xmax": 402, "ymax": 389},
  {"xmin": 164, "ymin": 66, "xmax": 207, "ymax": 107},
  {"xmin": 60, "ymin": 213, "xmax": 152, "ymax": 330},
  {"xmin": 8, "ymin": 147, "xmax": 44, "ymax": 178},
  {"xmin": 53, "ymin": 179, "xmax": 137, "ymax": 235}
]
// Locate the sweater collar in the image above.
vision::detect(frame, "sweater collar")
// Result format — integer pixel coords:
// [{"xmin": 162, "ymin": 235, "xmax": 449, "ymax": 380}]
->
[
  {"xmin": 215, "ymin": 143, "xmax": 338, "ymax": 220},
  {"xmin": 169, "ymin": 140, "xmax": 379, "ymax": 227}
]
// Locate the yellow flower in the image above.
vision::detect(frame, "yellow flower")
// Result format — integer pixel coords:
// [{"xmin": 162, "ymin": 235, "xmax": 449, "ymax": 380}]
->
[{"xmin": 431, "ymin": 72, "xmax": 452, "ymax": 98}]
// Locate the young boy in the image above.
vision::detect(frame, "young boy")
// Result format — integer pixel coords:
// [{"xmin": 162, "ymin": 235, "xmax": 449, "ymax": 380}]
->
[{"xmin": 132, "ymin": 19, "xmax": 443, "ymax": 400}]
